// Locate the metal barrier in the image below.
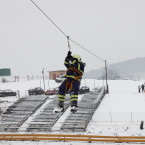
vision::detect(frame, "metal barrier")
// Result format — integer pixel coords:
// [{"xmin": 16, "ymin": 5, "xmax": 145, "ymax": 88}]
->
[
  {"xmin": 61, "ymin": 88, "xmax": 105, "ymax": 132},
  {"xmin": 0, "ymin": 95, "xmax": 48, "ymax": 132},
  {"xmin": 0, "ymin": 134, "xmax": 145, "ymax": 143},
  {"xmin": 26, "ymin": 95, "xmax": 71, "ymax": 132}
]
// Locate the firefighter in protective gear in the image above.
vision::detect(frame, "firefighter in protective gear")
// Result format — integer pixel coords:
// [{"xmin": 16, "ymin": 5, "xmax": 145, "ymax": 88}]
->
[{"xmin": 55, "ymin": 51, "xmax": 85, "ymax": 113}]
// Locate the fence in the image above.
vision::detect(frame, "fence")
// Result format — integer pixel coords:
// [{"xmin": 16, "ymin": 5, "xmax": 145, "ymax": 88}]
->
[
  {"xmin": 92, "ymin": 112, "xmax": 145, "ymax": 122},
  {"xmin": 0, "ymin": 75, "xmax": 49, "ymax": 82},
  {"xmin": 1, "ymin": 105, "xmax": 145, "ymax": 122}
]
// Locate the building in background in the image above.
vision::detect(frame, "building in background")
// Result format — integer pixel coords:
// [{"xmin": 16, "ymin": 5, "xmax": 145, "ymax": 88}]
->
[
  {"xmin": 49, "ymin": 70, "xmax": 66, "ymax": 80},
  {"xmin": 0, "ymin": 68, "xmax": 11, "ymax": 76}
]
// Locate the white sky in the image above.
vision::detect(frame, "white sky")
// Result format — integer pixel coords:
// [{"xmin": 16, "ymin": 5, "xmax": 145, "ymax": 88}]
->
[{"xmin": 0, "ymin": 0, "xmax": 145, "ymax": 76}]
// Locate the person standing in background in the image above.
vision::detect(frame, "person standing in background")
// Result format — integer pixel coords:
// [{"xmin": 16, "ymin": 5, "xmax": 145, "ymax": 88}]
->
[
  {"xmin": 141, "ymin": 84, "xmax": 144, "ymax": 93},
  {"xmin": 138, "ymin": 85, "xmax": 141, "ymax": 93}
]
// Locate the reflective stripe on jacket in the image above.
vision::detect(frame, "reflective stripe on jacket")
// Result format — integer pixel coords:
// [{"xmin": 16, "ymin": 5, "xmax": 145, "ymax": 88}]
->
[{"xmin": 64, "ymin": 57, "xmax": 84, "ymax": 79}]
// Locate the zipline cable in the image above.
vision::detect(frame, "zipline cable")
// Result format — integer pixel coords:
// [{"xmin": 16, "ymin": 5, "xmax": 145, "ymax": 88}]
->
[
  {"xmin": 30, "ymin": 0, "xmax": 105, "ymax": 63},
  {"xmin": 30, "ymin": 0, "xmax": 67, "ymax": 38},
  {"xmin": 70, "ymin": 39, "xmax": 132, "ymax": 78},
  {"xmin": 70, "ymin": 38, "xmax": 105, "ymax": 62},
  {"xmin": 71, "ymin": 38, "xmax": 132, "ymax": 78},
  {"xmin": 30, "ymin": 0, "xmax": 133, "ymax": 78}
]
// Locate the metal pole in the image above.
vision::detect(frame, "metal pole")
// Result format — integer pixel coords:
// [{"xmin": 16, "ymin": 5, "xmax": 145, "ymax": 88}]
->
[
  {"xmin": 103, "ymin": 75, "xmax": 105, "ymax": 88},
  {"xmin": 110, "ymin": 112, "xmax": 112, "ymax": 123},
  {"xmin": 48, "ymin": 71, "xmax": 50, "ymax": 90},
  {"xmin": 105, "ymin": 60, "xmax": 109, "ymax": 94},
  {"xmin": 42, "ymin": 68, "xmax": 45, "ymax": 93}
]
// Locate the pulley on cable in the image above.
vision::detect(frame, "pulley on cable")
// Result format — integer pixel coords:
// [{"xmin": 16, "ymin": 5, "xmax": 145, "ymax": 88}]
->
[
  {"xmin": 67, "ymin": 36, "xmax": 72, "ymax": 56},
  {"xmin": 67, "ymin": 36, "xmax": 71, "ymax": 50}
]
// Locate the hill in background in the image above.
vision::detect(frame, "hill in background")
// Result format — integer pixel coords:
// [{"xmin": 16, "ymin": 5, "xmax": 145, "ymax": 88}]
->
[{"xmin": 84, "ymin": 57, "xmax": 145, "ymax": 80}]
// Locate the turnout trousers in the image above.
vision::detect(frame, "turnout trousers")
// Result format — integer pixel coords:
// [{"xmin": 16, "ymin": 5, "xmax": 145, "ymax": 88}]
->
[{"xmin": 57, "ymin": 78, "xmax": 80, "ymax": 107}]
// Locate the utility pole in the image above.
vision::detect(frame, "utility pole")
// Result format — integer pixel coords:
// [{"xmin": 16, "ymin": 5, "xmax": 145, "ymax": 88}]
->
[
  {"xmin": 103, "ymin": 74, "xmax": 105, "ymax": 88},
  {"xmin": 42, "ymin": 68, "xmax": 45, "ymax": 94},
  {"xmin": 48, "ymin": 71, "xmax": 50, "ymax": 90},
  {"xmin": 105, "ymin": 60, "xmax": 109, "ymax": 94}
]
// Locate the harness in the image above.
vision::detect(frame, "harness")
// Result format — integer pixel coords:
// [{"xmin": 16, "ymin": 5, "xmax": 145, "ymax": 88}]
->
[{"xmin": 65, "ymin": 67, "xmax": 82, "ymax": 93}]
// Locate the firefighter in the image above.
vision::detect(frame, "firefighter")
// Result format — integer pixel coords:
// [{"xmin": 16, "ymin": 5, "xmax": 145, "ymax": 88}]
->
[{"xmin": 54, "ymin": 51, "xmax": 85, "ymax": 113}]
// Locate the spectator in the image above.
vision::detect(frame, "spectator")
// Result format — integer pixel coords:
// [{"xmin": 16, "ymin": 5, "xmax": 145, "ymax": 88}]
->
[
  {"xmin": 138, "ymin": 85, "xmax": 141, "ymax": 93},
  {"xmin": 141, "ymin": 84, "xmax": 144, "ymax": 93}
]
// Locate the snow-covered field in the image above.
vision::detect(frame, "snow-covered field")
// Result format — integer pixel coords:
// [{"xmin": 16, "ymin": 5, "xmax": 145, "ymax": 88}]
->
[
  {"xmin": 0, "ymin": 79, "xmax": 145, "ymax": 145},
  {"xmin": 87, "ymin": 80, "xmax": 145, "ymax": 136}
]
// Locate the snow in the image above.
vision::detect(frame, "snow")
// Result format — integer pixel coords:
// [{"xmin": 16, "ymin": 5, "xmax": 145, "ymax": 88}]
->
[
  {"xmin": 0, "ymin": 79, "xmax": 145, "ymax": 145},
  {"xmin": 86, "ymin": 80, "xmax": 145, "ymax": 137}
]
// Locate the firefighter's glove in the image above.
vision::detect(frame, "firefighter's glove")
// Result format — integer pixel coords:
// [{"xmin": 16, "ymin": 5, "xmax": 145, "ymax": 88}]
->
[
  {"xmin": 67, "ymin": 51, "xmax": 72, "ymax": 59},
  {"xmin": 67, "ymin": 51, "xmax": 72, "ymax": 57}
]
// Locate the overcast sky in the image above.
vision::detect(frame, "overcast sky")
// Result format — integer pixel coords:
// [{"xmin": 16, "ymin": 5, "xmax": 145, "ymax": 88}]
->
[{"xmin": 0, "ymin": 0, "xmax": 145, "ymax": 76}]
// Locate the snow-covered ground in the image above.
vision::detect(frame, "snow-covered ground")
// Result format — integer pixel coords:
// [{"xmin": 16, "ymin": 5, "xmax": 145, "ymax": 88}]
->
[
  {"xmin": 0, "ymin": 79, "xmax": 145, "ymax": 145},
  {"xmin": 87, "ymin": 80, "xmax": 145, "ymax": 136}
]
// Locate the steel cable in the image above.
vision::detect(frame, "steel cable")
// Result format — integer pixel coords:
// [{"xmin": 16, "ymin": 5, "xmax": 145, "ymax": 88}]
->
[{"xmin": 30, "ymin": 0, "xmax": 133, "ymax": 78}]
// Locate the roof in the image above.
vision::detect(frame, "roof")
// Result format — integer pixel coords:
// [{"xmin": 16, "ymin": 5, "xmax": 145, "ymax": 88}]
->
[{"xmin": 49, "ymin": 70, "xmax": 66, "ymax": 73}]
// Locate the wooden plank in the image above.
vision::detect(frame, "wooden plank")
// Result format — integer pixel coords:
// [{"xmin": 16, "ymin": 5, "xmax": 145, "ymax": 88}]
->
[{"xmin": 0, "ymin": 134, "xmax": 145, "ymax": 143}]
